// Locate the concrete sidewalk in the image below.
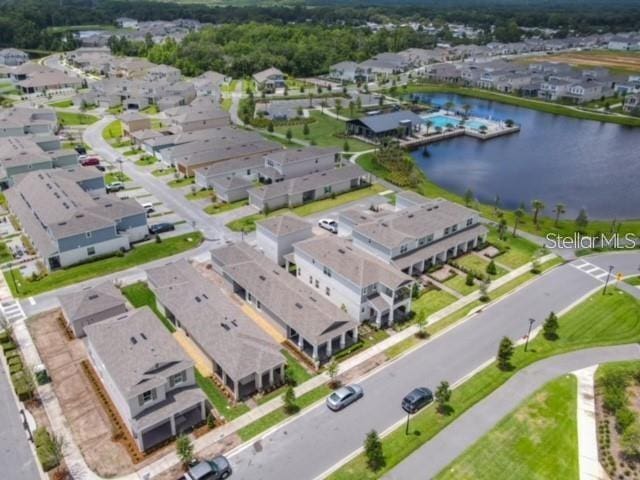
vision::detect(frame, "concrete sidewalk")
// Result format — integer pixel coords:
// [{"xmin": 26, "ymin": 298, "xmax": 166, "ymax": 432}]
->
[{"xmin": 574, "ymin": 366, "xmax": 607, "ymax": 480}]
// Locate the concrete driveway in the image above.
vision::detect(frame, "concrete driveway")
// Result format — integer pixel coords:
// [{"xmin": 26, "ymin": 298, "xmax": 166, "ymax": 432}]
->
[{"xmin": 226, "ymin": 252, "xmax": 640, "ymax": 480}]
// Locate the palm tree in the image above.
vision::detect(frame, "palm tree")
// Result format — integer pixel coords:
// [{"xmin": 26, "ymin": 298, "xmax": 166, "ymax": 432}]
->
[
  {"xmin": 553, "ymin": 203, "xmax": 566, "ymax": 227},
  {"xmin": 348, "ymin": 100, "xmax": 355, "ymax": 118},
  {"xmin": 444, "ymin": 101, "xmax": 455, "ymax": 113},
  {"xmin": 462, "ymin": 104, "xmax": 471, "ymax": 118},
  {"xmin": 425, "ymin": 119, "xmax": 433, "ymax": 135},
  {"xmin": 531, "ymin": 200, "xmax": 545, "ymax": 228},
  {"xmin": 513, "ymin": 208, "xmax": 524, "ymax": 236},
  {"xmin": 478, "ymin": 124, "xmax": 488, "ymax": 135},
  {"xmin": 445, "ymin": 122, "xmax": 454, "ymax": 131}
]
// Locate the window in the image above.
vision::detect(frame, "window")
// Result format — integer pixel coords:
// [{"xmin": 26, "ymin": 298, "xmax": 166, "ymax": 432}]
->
[
  {"xmin": 452, "ymin": 225, "xmax": 458, "ymax": 232},
  {"xmin": 323, "ymin": 266, "xmax": 332, "ymax": 277},
  {"xmin": 87, "ymin": 246, "xmax": 95, "ymax": 256},
  {"xmin": 256, "ymin": 300, "xmax": 262, "ymax": 310},
  {"xmin": 309, "ymin": 275, "xmax": 313, "ymax": 284},
  {"xmin": 400, "ymin": 244, "xmax": 408, "ymax": 254},
  {"xmin": 139, "ymin": 389, "xmax": 156, "ymax": 406},
  {"xmin": 325, "ymin": 287, "xmax": 331, "ymax": 296},
  {"xmin": 324, "ymin": 186, "xmax": 332, "ymax": 194},
  {"xmin": 315, "ymin": 279, "xmax": 319, "ymax": 288},
  {"xmin": 444, "ymin": 227, "xmax": 450, "ymax": 235},
  {"xmin": 466, "ymin": 218, "xmax": 473, "ymax": 226},
  {"xmin": 169, "ymin": 371, "xmax": 186, "ymax": 388},
  {"xmin": 297, "ymin": 268, "xmax": 301, "ymax": 276},
  {"xmin": 85, "ymin": 231, "xmax": 92, "ymax": 238}
]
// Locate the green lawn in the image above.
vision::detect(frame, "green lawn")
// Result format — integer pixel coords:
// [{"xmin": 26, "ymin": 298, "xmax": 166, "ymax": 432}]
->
[
  {"xmin": 273, "ymin": 111, "xmax": 371, "ymax": 151},
  {"xmin": 456, "ymin": 254, "xmax": 508, "ymax": 277},
  {"xmin": 625, "ymin": 276, "xmax": 640, "ymax": 286},
  {"xmin": 5, "ymin": 232, "xmax": 204, "ymax": 297},
  {"xmin": 437, "ymin": 375, "xmax": 578, "ymax": 480},
  {"xmin": 0, "ymin": 242, "xmax": 13, "ymax": 264},
  {"xmin": 48, "ymin": 99, "xmax": 73, "ymax": 108},
  {"xmin": 121, "ymin": 282, "xmax": 175, "ymax": 333},
  {"xmin": 151, "ymin": 167, "xmax": 176, "ymax": 177},
  {"xmin": 56, "ymin": 111, "xmax": 99, "ymax": 126},
  {"xmin": 167, "ymin": 177, "xmax": 195, "ymax": 188},
  {"xmin": 221, "ymin": 98, "xmax": 232, "ymax": 111},
  {"xmin": 141, "ymin": 104, "xmax": 159, "ymax": 114},
  {"xmin": 282, "ymin": 350, "xmax": 313, "ymax": 385},
  {"xmin": 195, "ymin": 370, "xmax": 250, "ymax": 421},
  {"xmin": 204, "ymin": 199, "xmax": 249, "ymax": 215},
  {"xmin": 488, "ymin": 229, "xmax": 542, "ymax": 269},
  {"xmin": 107, "ymin": 105, "xmax": 123, "ymax": 115},
  {"xmin": 226, "ymin": 184, "xmax": 387, "ymax": 232},
  {"xmin": 102, "ymin": 120, "xmax": 123, "ymax": 140},
  {"xmin": 411, "ymin": 288, "xmax": 458, "ymax": 321},
  {"xmin": 135, "ymin": 156, "xmax": 157, "ymax": 166},
  {"xmin": 185, "ymin": 189, "xmax": 214, "ymax": 201},
  {"xmin": 105, "ymin": 172, "xmax": 131, "ymax": 183},
  {"xmin": 443, "ymin": 273, "xmax": 478, "ymax": 296},
  {"xmin": 329, "ymin": 288, "xmax": 640, "ymax": 479},
  {"xmin": 237, "ymin": 385, "xmax": 332, "ymax": 441}
]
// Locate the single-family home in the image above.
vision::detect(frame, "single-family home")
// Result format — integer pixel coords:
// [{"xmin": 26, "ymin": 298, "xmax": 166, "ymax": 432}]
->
[
  {"xmin": 146, "ymin": 260, "xmax": 286, "ymax": 400},
  {"xmin": 253, "ymin": 67, "xmax": 285, "ymax": 94},
  {"xmin": 58, "ymin": 282, "xmax": 128, "ymax": 337},
  {"xmin": 0, "ymin": 107, "xmax": 58, "ymax": 137},
  {"xmin": 119, "ymin": 111, "xmax": 152, "ymax": 136},
  {"xmin": 85, "ymin": 307, "xmax": 207, "ymax": 452},
  {"xmin": 0, "ymin": 48, "xmax": 29, "ymax": 66},
  {"xmin": 194, "ymin": 153, "xmax": 265, "ymax": 190},
  {"xmin": 623, "ymin": 92, "xmax": 640, "ymax": 113},
  {"xmin": 328, "ymin": 61, "xmax": 371, "ymax": 84},
  {"xmin": 164, "ymin": 98, "xmax": 230, "ymax": 133},
  {"xmin": 259, "ymin": 147, "xmax": 341, "ymax": 183}
]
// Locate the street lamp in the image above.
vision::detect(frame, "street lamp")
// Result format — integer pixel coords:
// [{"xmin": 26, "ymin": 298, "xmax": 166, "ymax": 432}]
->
[
  {"xmin": 524, "ymin": 318, "xmax": 535, "ymax": 352},
  {"xmin": 405, "ymin": 410, "xmax": 411, "ymax": 435},
  {"xmin": 602, "ymin": 265, "xmax": 614, "ymax": 295}
]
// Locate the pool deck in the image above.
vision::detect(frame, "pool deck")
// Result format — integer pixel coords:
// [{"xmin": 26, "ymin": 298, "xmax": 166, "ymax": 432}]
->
[{"xmin": 399, "ymin": 124, "xmax": 520, "ymax": 148}]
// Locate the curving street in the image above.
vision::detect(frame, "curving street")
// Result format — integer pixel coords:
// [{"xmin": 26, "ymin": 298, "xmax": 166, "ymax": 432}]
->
[{"xmin": 225, "ymin": 252, "xmax": 640, "ymax": 480}]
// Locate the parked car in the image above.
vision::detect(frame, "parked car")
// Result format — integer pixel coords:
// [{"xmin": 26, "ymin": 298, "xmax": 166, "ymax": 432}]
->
[
  {"xmin": 183, "ymin": 456, "xmax": 232, "ymax": 480},
  {"xmin": 95, "ymin": 165, "xmax": 106, "ymax": 172},
  {"xmin": 149, "ymin": 223, "xmax": 175, "ymax": 235},
  {"xmin": 401, "ymin": 387, "xmax": 433, "ymax": 414},
  {"xmin": 318, "ymin": 218, "xmax": 338, "ymax": 234},
  {"xmin": 141, "ymin": 202, "xmax": 154, "ymax": 215},
  {"xmin": 80, "ymin": 156, "xmax": 100, "ymax": 166},
  {"xmin": 326, "ymin": 384, "xmax": 364, "ymax": 411},
  {"xmin": 74, "ymin": 145, "xmax": 87, "ymax": 155},
  {"xmin": 106, "ymin": 181, "xmax": 124, "ymax": 193}
]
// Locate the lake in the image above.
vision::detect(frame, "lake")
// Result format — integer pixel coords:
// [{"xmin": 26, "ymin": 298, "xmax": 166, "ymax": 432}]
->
[{"xmin": 409, "ymin": 93, "xmax": 640, "ymax": 220}]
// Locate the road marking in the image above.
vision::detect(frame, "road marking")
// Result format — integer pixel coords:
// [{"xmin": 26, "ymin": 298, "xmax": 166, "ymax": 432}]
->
[{"xmin": 570, "ymin": 260, "xmax": 609, "ymax": 282}]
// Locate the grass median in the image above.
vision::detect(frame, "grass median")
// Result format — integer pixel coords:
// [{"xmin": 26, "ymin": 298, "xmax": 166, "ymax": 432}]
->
[
  {"xmin": 436, "ymin": 375, "xmax": 578, "ymax": 480},
  {"xmin": 5, "ymin": 232, "xmax": 204, "ymax": 297},
  {"xmin": 328, "ymin": 287, "xmax": 640, "ymax": 479}
]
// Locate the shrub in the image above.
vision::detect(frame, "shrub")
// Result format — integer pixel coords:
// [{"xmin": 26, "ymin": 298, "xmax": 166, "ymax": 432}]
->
[
  {"xmin": 616, "ymin": 407, "xmax": 636, "ymax": 432},
  {"xmin": 34, "ymin": 427, "xmax": 60, "ymax": 472}
]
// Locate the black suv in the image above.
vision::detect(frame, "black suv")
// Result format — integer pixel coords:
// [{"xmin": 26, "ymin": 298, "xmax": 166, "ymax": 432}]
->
[{"xmin": 402, "ymin": 387, "xmax": 433, "ymax": 414}]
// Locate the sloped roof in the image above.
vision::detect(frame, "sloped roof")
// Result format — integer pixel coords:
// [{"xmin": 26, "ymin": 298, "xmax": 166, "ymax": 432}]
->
[{"xmin": 59, "ymin": 282, "xmax": 126, "ymax": 322}]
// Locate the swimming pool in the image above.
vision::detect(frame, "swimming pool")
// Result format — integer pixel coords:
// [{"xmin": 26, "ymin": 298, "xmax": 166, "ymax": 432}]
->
[{"xmin": 421, "ymin": 113, "xmax": 488, "ymax": 131}]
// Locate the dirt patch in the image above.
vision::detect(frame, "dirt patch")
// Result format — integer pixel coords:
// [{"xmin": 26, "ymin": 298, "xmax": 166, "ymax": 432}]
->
[
  {"xmin": 338, "ymin": 352, "xmax": 387, "ymax": 384},
  {"xmin": 527, "ymin": 51, "xmax": 640, "ymax": 73},
  {"xmin": 429, "ymin": 265, "xmax": 456, "ymax": 282}
]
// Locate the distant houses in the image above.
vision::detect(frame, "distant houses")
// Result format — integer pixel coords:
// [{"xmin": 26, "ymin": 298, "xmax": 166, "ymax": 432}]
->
[
  {"xmin": 0, "ymin": 48, "xmax": 29, "ymax": 66},
  {"xmin": 253, "ymin": 67, "xmax": 285, "ymax": 94}
]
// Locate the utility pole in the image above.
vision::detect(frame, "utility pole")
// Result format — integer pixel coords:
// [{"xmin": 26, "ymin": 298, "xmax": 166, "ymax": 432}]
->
[
  {"xmin": 524, "ymin": 318, "xmax": 535, "ymax": 352},
  {"xmin": 603, "ymin": 265, "xmax": 614, "ymax": 295}
]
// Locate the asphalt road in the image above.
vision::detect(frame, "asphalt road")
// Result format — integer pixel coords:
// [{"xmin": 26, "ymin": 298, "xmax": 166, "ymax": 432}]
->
[
  {"xmin": 227, "ymin": 252, "xmax": 640, "ymax": 480},
  {"xmin": 0, "ymin": 360, "xmax": 40, "ymax": 480},
  {"xmin": 386, "ymin": 344, "xmax": 640, "ymax": 479}
]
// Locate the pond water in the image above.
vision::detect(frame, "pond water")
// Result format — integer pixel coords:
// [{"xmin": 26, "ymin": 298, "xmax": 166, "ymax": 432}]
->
[{"xmin": 409, "ymin": 93, "xmax": 640, "ymax": 219}]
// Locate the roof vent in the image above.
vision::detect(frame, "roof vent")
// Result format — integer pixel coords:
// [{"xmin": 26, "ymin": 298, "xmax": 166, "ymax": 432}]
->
[
  {"xmin": 140, "ymin": 333, "xmax": 147, "ymax": 340},
  {"xmin": 231, "ymin": 319, "xmax": 238, "ymax": 327},
  {"xmin": 259, "ymin": 275, "xmax": 266, "ymax": 281},
  {"xmin": 295, "ymin": 302, "xmax": 303, "ymax": 309},
  {"xmin": 221, "ymin": 322, "xmax": 230, "ymax": 331},
  {"xmin": 202, "ymin": 293, "xmax": 209, "ymax": 299},
  {"xmin": 338, "ymin": 248, "xmax": 346, "ymax": 254},
  {"xmin": 195, "ymin": 296, "xmax": 201, "ymax": 303},
  {"xmin": 88, "ymin": 294, "xmax": 99, "ymax": 300},
  {"xmin": 130, "ymin": 336, "xmax": 137, "ymax": 345}
]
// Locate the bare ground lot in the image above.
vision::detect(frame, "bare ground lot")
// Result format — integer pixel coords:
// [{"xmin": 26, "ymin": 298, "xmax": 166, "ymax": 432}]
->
[
  {"xmin": 28, "ymin": 311, "xmax": 179, "ymax": 477},
  {"xmin": 525, "ymin": 50, "xmax": 640, "ymax": 74}
]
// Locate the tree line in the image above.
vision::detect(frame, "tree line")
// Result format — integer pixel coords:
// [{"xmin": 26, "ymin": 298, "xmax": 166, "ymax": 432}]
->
[{"xmin": 2, "ymin": 0, "xmax": 640, "ymax": 52}]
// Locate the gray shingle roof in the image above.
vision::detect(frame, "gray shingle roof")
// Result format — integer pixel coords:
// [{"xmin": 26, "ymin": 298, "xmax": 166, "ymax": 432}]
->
[
  {"xmin": 263, "ymin": 147, "xmax": 340, "ymax": 166},
  {"xmin": 212, "ymin": 243, "xmax": 357, "ymax": 344},
  {"xmin": 257, "ymin": 215, "xmax": 311, "ymax": 237},
  {"xmin": 249, "ymin": 165, "xmax": 366, "ymax": 201},
  {"xmin": 354, "ymin": 198, "xmax": 479, "ymax": 249},
  {"xmin": 84, "ymin": 307, "xmax": 194, "ymax": 398},
  {"xmin": 350, "ymin": 110, "xmax": 424, "ymax": 134},
  {"xmin": 146, "ymin": 260, "xmax": 284, "ymax": 381},
  {"xmin": 58, "ymin": 282, "xmax": 126, "ymax": 323},
  {"xmin": 294, "ymin": 235, "xmax": 412, "ymax": 289}
]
